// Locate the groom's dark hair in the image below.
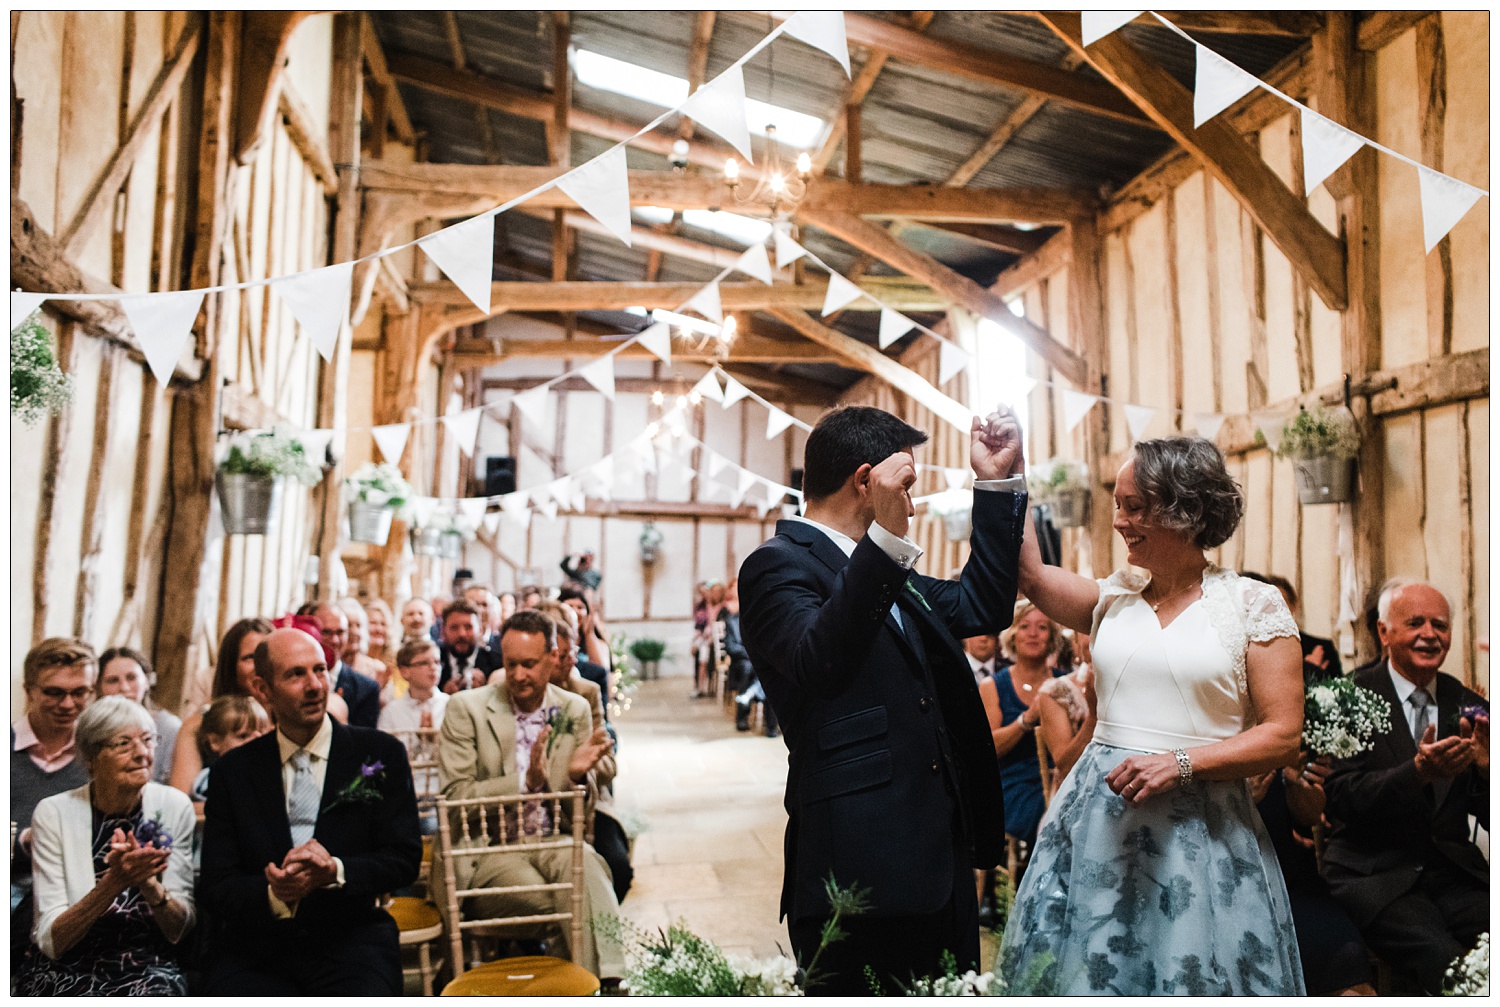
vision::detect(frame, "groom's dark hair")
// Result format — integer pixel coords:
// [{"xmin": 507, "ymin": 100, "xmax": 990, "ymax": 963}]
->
[{"xmin": 802, "ymin": 406, "xmax": 928, "ymax": 502}]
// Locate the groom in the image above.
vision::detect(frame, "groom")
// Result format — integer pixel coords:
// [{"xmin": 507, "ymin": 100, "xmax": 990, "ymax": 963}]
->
[{"xmin": 738, "ymin": 405, "xmax": 1027, "ymax": 993}]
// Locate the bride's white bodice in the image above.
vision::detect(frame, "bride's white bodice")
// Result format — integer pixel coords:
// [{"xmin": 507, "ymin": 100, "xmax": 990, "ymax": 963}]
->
[{"xmin": 1089, "ymin": 566, "xmax": 1299, "ymax": 753}]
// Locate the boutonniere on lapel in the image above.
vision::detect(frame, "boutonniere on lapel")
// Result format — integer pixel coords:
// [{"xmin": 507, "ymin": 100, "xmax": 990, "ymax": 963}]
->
[
  {"xmin": 543, "ymin": 706, "xmax": 577, "ymax": 757},
  {"xmin": 904, "ymin": 580, "xmax": 932, "ymax": 613},
  {"xmin": 326, "ymin": 758, "xmax": 385, "ymax": 811}
]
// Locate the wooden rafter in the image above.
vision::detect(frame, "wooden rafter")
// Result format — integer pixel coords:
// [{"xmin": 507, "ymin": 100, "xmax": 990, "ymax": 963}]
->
[
  {"xmin": 1035, "ymin": 12, "xmax": 1347, "ymax": 311},
  {"xmin": 234, "ymin": 12, "xmax": 317, "ymax": 163},
  {"xmin": 812, "ymin": 11, "xmax": 935, "ymax": 175},
  {"xmin": 410, "ymin": 277, "xmax": 948, "ymax": 314},
  {"xmin": 515, "ymin": 206, "xmax": 772, "ymax": 270},
  {"xmin": 442, "ymin": 11, "xmax": 497, "ymax": 163},
  {"xmin": 1149, "ymin": 12, "xmax": 1324, "ymax": 37},
  {"xmin": 678, "ymin": 11, "xmax": 717, "ymax": 142},
  {"xmin": 912, "ymin": 221, "xmax": 1049, "ymax": 256},
  {"xmin": 360, "ymin": 13, "xmax": 414, "ymax": 143}
]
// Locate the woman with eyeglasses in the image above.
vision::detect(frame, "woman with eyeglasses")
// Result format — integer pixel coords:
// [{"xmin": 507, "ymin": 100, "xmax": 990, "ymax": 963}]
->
[
  {"xmin": 96, "ymin": 647, "xmax": 181, "ymax": 786},
  {"xmin": 14, "ymin": 696, "xmax": 196, "ymax": 995}
]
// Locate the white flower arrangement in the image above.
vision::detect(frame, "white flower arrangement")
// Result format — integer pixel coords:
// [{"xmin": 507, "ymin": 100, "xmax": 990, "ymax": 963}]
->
[
  {"xmin": 728, "ymin": 953, "xmax": 804, "ymax": 997},
  {"xmin": 414, "ymin": 508, "xmax": 478, "ymax": 541},
  {"xmin": 345, "ymin": 462, "xmax": 414, "ymax": 511},
  {"xmin": 1303, "ymin": 678, "xmax": 1393, "ymax": 759},
  {"xmin": 1445, "ymin": 932, "xmax": 1489, "ymax": 996},
  {"xmin": 904, "ymin": 969, "xmax": 1008, "ymax": 996}
]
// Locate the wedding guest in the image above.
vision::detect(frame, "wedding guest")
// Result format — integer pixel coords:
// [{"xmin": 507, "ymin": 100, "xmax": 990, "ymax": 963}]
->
[
  {"xmin": 337, "ymin": 597, "xmax": 389, "ymax": 690},
  {"xmin": 168, "ymin": 618, "xmax": 273, "ymax": 796},
  {"xmin": 1035, "ymin": 632, "xmax": 1096, "ymax": 794},
  {"xmin": 97, "ymin": 648, "xmax": 180, "ymax": 785},
  {"xmin": 311, "ymin": 603, "xmax": 381, "ymax": 728},
  {"xmin": 364, "ymin": 598, "xmax": 397, "ymax": 667},
  {"xmin": 498, "ymin": 591, "xmax": 518, "ymax": 625},
  {"xmin": 1322, "ymin": 581, "xmax": 1488, "ymax": 995},
  {"xmin": 559, "ymin": 586, "xmax": 613, "ymax": 674},
  {"xmin": 437, "ymin": 599, "xmax": 502, "ymax": 694},
  {"xmin": 463, "ymin": 584, "xmax": 505, "ymax": 654},
  {"xmin": 400, "ymin": 597, "xmax": 436, "ymax": 644},
  {"xmin": 1001, "ymin": 436, "xmax": 1305, "ymax": 994},
  {"xmin": 963, "ymin": 633, "xmax": 1000, "ymax": 689},
  {"xmin": 190, "ymin": 695, "xmax": 272, "ymax": 804},
  {"xmin": 561, "ymin": 549, "xmax": 603, "ymax": 591},
  {"xmin": 519, "ymin": 587, "xmax": 544, "ymax": 610},
  {"xmin": 14, "ymin": 697, "xmax": 196, "ymax": 995}
]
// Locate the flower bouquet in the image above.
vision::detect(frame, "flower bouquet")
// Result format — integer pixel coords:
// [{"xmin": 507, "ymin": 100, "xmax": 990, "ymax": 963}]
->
[
  {"xmin": 1303, "ymin": 678, "xmax": 1392, "ymax": 759},
  {"xmin": 894, "ymin": 951, "xmax": 1008, "ymax": 996},
  {"xmin": 11, "ymin": 310, "xmax": 73, "ymax": 425},
  {"xmin": 1445, "ymin": 932, "xmax": 1489, "ymax": 996}
]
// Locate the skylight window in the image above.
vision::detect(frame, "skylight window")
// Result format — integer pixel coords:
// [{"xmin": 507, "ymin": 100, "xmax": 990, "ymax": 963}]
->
[
  {"xmin": 682, "ymin": 210, "xmax": 772, "ymax": 247},
  {"xmin": 573, "ymin": 49, "xmax": 824, "ymax": 149},
  {"xmin": 975, "ymin": 317, "xmax": 1031, "ymax": 433},
  {"xmin": 633, "ymin": 206, "xmax": 674, "ymax": 226}
]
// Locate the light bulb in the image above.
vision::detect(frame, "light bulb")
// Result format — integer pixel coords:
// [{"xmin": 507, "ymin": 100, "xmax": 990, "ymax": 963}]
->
[
  {"xmin": 651, "ymin": 390, "xmax": 664, "ymax": 406},
  {"xmin": 722, "ymin": 315, "xmax": 738, "ymax": 341},
  {"xmin": 724, "ymin": 158, "xmax": 739, "ymax": 182},
  {"xmin": 672, "ymin": 139, "xmax": 689, "ymax": 158},
  {"xmin": 644, "ymin": 422, "xmax": 660, "ymax": 438},
  {"xmin": 688, "ymin": 390, "xmax": 702, "ymax": 405},
  {"xmin": 676, "ymin": 395, "xmax": 688, "ymax": 409},
  {"xmin": 796, "ymin": 152, "xmax": 811, "ymax": 177},
  {"xmin": 768, "ymin": 173, "xmax": 786, "ymax": 194}
]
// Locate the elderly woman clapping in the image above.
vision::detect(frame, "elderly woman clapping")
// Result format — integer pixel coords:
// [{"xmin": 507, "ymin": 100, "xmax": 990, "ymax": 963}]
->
[{"xmin": 14, "ymin": 696, "xmax": 196, "ymax": 995}]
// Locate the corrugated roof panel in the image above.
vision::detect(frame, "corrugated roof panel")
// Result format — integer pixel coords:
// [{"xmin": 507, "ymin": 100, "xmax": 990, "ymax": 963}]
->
[{"xmin": 972, "ymin": 104, "xmax": 1175, "ymax": 191}]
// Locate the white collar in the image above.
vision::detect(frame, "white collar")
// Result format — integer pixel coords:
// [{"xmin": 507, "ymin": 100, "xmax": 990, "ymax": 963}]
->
[
  {"xmin": 789, "ymin": 515, "xmax": 858, "ymax": 558},
  {"xmin": 1388, "ymin": 664, "xmax": 1432, "ymax": 705},
  {"xmin": 277, "ymin": 714, "xmax": 333, "ymax": 766}
]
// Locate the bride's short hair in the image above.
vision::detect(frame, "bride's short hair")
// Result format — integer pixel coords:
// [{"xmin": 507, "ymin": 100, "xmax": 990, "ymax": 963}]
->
[{"xmin": 1127, "ymin": 438, "xmax": 1243, "ymax": 549}]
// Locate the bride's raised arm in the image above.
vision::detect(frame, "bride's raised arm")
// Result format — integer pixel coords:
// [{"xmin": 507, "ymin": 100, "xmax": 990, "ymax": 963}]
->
[{"xmin": 1016, "ymin": 506, "xmax": 1099, "ymax": 635}]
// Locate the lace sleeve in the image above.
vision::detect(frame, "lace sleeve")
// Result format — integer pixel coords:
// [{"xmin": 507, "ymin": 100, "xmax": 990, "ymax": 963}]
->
[
  {"xmin": 1243, "ymin": 580, "xmax": 1301, "ymax": 643},
  {"xmin": 1090, "ymin": 570, "xmax": 1148, "ymax": 641}
]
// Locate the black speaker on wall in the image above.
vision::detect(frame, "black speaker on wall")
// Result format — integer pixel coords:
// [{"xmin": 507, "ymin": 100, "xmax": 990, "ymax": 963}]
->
[{"xmin": 484, "ymin": 456, "xmax": 517, "ymax": 497}]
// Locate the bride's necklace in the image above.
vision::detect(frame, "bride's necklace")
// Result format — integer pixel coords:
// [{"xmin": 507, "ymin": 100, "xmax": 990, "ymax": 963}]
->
[{"xmin": 1146, "ymin": 578, "xmax": 1199, "ymax": 612}]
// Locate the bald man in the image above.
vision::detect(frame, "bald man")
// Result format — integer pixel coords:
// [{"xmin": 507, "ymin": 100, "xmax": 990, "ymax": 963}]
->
[{"xmin": 313, "ymin": 602, "xmax": 381, "ymax": 728}]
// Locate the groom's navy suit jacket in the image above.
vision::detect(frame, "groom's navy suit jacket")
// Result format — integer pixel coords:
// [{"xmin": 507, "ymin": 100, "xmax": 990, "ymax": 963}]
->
[{"xmin": 739, "ymin": 488, "xmax": 1025, "ymax": 922}]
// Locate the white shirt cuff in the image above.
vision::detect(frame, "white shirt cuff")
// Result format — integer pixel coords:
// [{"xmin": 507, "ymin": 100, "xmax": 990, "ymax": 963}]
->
[
  {"xmin": 329, "ymin": 856, "xmax": 346, "ymax": 889},
  {"xmin": 868, "ymin": 521, "xmax": 923, "ymax": 569},
  {"xmin": 974, "ymin": 475, "xmax": 1028, "ymax": 493}
]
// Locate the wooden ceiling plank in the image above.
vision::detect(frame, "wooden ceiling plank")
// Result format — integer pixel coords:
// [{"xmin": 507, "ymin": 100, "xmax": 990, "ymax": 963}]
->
[
  {"xmin": 677, "ymin": 11, "xmax": 717, "ymax": 143},
  {"xmin": 1035, "ymin": 12, "xmax": 1347, "ymax": 311},
  {"xmin": 360, "ymin": 13, "xmax": 414, "ymax": 143}
]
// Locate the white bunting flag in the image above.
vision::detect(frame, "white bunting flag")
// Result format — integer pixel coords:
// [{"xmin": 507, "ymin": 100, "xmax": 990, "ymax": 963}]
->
[
  {"xmin": 680, "ymin": 64, "xmax": 755, "ymax": 162},
  {"xmin": 1193, "ymin": 44, "xmax": 1263, "ymax": 128},
  {"xmin": 635, "ymin": 438, "xmax": 658, "ymax": 474},
  {"xmin": 484, "ymin": 510, "xmax": 503, "ymax": 534},
  {"xmin": 538, "ymin": 499, "xmax": 560, "ymax": 521},
  {"xmin": 556, "ymin": 145, "xmax": 633, "ymax": 246},
  {"xmin": 1301, "ymin": 107, "xmax": 1366, "ymax": 196},
  {"xmin": 754, "ymin": 498, "xmax": 775, "ymax": 519},
  {"xmin": 1063, "ymin": 389, "xmax": 1099, "ymax": 432},
  {"xmin": 272, "ymin": 261, "xmax": 354, "ymax": 362},
  {"xmin": 296, "ymin": 428, "xmax": 337, "ymax": 465},
  {"xmin": 511, "ymin": 384, "xmax": 551, "ymax": 430},
  {"xmin": 458, "ymin": 497, "xmax": 488, "ymax": 527},
  {"xmin": 783, "ymin": 11, "xmax": 851, "ymax": 76},
  {"xmin": 635, "ymin": 321, "xmax": 673, "ymax": 365},
  {"xmin": 120, "ymin": 290, "xmax": 205, "ymax": 384},
  {"xmin": 579, "ymin": 355, "xmax": 616, "ymax": 399},
  {"xmin": 1418, "ymin": 165, "xmax": 1487, "ymax": 253},
  {"xmin": 945, "ymin": 468, "xmax": 969, "ymax": 492},
  {"xmin": 501, "ymin": 492, "xmax": 529, "ymax": 519},
  {"xmin": 410, "ymin": 496, "xmax": 439, "ymax": 528},
  {"xmin": 371, "ymin": 423, "xmax": 411, "ymax": 464},
  {"xmin": 736, "ymin": 468, "xmax": 758, "ymax": 497},
  {"xmin": 878, "ymin": 307, "xmax": 916, "ymax": 350},
  {"xmin": 511, "ymin": 504, "xmax": 533, "ymax": 531},
  {"xmin": 11, "ymin": 292, "xmax": 48, "ymax": 328},
  {"xmin": 686, "ymin": 280, "xmax": 723, "ymax": 324},
  {"xmin": 766, "ymin": 405, "xmax": 796, "ymax": 440},
  {"xmin": 1082, "ymin": 10, "xmax": 1142, "ymax": 46},
  {"xmin": 821, "ymin": 272, "xmax": 864, "ymax": 316},
  {"xmin": 734, "ymin": 242, "xmax": 773, "ymax": 284},
  {"xmin": 1017, "ymin": 376, "xmax": 1039, "ymax": 400},
  {"xmin": 720, "ymin": 374, "xmax": 751, "ymax": 409},
  {"xmin": 774, "ymin": 229, "xmax": 807, "ymax": 269},
  {"xmin": 571, "ymin": 484, "xmax": 588, "ymax": 513},
  {"xmin": 418, "ymin": 214, "xmax": 494, "ymax": 314},
  {"xmin": 1195, "ymin": 413, "xmax": 1227, "ymax": 442},
  {"xmin": 939, "ymin": 341, "xmax": 971, "ymax": 385},
  {"xmin": 442, "ymin": 407, "xmax": 483, "ymax": 456},
  {"xmin": 1252, "ymin": 411, "xmax": 1289, "ymax": 452},
  {"xmin": 707, "ymin": 450, "xmax": 729, "ymax": 479},
  {"xmin": 692, "ymin": 370, "xmax": 724, "ymax": 404},
  {"xmin": 1123, "ymin": 404, "xmax": 1157, "ymax": 442}
]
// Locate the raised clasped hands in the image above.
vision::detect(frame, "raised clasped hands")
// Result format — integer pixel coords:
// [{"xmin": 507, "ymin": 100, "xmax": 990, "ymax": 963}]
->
[
  {"xmin": 867, "ymin": 451, "xmax": 918, "ymax": 540},
  {"xmin": 1415, "ymin": 723, "xmax": 1480, "ymax": 782},
  {"xmin": 266, "ymin": 838, "xmax": 338, "ymax": 906},
  {"xmin": 1105, "ymin": 753, "xmax": 1181, "ymax": 805},
  {"xmin": 104, "ymin": 828, "xmax": 171, "ymax": 891},
  {"xmin": 972, "ymin": 405, "xmax": 1024, "ymax": 482},
  {"xmin": 568, "ymin": 727, "xmax": 614, "ymax": 784}
]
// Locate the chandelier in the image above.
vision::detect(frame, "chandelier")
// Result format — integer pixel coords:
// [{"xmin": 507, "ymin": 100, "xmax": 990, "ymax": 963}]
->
[{"xmin": 723, "ymin": 126, "xmax": 812, "ymax": 220}]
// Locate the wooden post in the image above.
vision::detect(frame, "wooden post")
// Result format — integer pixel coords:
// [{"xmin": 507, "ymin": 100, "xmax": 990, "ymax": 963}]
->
[
  {"xmin": 1066, "ymin": 216, "xmax": 1114, "ymax": 578},
  {"xmin": 844, "ymin": 103, "xmax": 862, "ymax": 184}
]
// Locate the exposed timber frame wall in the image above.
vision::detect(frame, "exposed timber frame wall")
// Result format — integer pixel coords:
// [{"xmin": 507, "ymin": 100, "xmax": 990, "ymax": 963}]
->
[{"xmin": 996, "ymin": 12, "xmax": 1488, "ymax": 689}]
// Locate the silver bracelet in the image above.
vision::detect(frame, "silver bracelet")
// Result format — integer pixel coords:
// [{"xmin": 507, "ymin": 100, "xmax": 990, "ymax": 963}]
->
[{"xmin": 1172, "ymin": 748, "xmax": 1194, "ymax": 786}]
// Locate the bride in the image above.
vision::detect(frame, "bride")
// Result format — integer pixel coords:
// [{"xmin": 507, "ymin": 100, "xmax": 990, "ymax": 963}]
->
[{"xmin": 999, "ymin": 436, "xmax": 1306, "ymax": 995}]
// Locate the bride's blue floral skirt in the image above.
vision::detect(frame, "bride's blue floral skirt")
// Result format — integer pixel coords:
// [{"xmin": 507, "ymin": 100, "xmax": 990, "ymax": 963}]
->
[{"xmin": 998, "ymin": 742, "xmax": 1305, "ymax": 995}]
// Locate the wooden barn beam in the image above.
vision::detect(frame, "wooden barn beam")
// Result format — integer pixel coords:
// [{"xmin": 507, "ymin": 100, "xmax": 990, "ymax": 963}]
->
[
  {"xmin": 797, "ymin": 205, "xmax": 1087, "ymax": 383},
  {"xmin": 1036, "ymin": 12, "xmax": 1348, "ymax": 311},
  {"xmin": 441, "ymin": 12, "xmax": 497, "ymax": 164},
  {"xmin": 907, "ymin": 221, "xmax": 1050, "ymax": 256},
  {"xmin": 812, "ymin": 11, "xmax": 935, "ymax": 175},
  {"xmin": 234, "ymin": 12, "xmax": 317, "ymax": 163},
  {"xmin": 1066, "ymin": 215, "xmax": 1114, "ymax": 577},
  {"xmin": 277, "ymin": 81, "xmax": 338, "ymax": 194},
  {"xmin": 61, "ymin": 19, "xmax": 201, "ymax": 258},
  {"xmin": 678, "ymin": 11, "xmax": 717, "ymax": 143},
  {"xmin": 945, "ymin": 52, "xmax": 1084, "ymax": 189},
  {"xmin": 767, "ymin": 308, "xmax": 973, "ymax": 432},
  {"xmin": 1357, "ymin": 11, "xmax": 1435, "ymax": 52},
  {"xmin": 359, "ymin": 12, "xmax": 414, "ymax": 142},
  {"xmin": 454, "ymin": 334, "xmax": 842, "ymax": 367},
  {"xmin": 1150, "ymin": 12, "xmax": 1324, "ymax": 37}
]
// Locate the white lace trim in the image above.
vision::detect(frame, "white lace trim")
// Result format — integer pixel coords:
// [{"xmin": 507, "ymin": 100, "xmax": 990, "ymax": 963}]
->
[{"xmin": 1200, "ymin": 566, "xmax": 1250, "ymax": 697}]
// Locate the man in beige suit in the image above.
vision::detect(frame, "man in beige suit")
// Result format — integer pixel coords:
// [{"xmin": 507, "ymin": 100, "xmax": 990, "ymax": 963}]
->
[{"xmin": 438, "ymin": 610, "xmax": 624, "ymax": 978}]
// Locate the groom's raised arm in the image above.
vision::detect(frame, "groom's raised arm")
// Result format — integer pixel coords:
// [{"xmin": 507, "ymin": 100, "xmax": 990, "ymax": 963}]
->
[{"xmin": 921, "ymin": 481, "xmax": 1028, "ymax": 639}]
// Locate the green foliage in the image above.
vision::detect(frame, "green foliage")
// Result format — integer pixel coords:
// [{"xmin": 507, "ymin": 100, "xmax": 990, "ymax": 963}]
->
[
  {"xmin": 990, "ymin": 869, "xmax": 1014, "ymax": 932},
  {"xmin": 345, "ymin": 461, "xmax": 414, "ymax": 509},
  {"xmin": 1028, "ymin": 458, "xmax": 1088, "ymax": 502},
  {"xmin": 1275, "ymin": 407, "xmax": 1361, "ymax": 460},
  {"xmin": 11, "ymin": 311, "xmax": 73, "ymax": 425},
  {"xmin": 628, "ymin": 637, "xmax": 667, "ymax": 662},
  {"xmin": 218, "ymin": 427, "xmax": 322, "ymax": 485}
]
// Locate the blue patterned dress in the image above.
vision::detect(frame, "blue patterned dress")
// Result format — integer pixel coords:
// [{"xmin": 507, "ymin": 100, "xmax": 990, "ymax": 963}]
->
[{"xmin": 998, "ymin": 567, "xmax": 1305, "ymax": 995}]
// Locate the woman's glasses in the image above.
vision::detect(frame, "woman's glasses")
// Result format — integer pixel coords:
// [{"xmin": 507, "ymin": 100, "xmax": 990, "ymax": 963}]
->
[{"xmin": 103, "ymin": 732, "xmax": 157, "ymax": 754}]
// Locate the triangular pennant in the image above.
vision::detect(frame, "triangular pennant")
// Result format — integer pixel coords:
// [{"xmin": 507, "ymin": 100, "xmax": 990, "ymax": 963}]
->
[
  {"xmin": 821, "ymin": 272, "xmax": 865, "ymax": 316},
  {"xmin": 11, "ymin": 292, "xmax": 48, "ymax": 329},
  {"xmin": 635, "ymin": 439, "xmax": 658, "ymax": 474},
  {"xmin": 1018, "ymin": 376, "xmax": 1039, "ymax": 400},
  {"xmin": 878, "ymin": 307, "xmax": 916, "ymax": 350},
  {"xmin": 945, "ymin": 468, "xmax": 968, "ymax": 491},
  {"xmin": 571, "ymin": 485, "xmax": 588, "ymax": 513},
  {"xmin": 410, "ymin": 496, "xmax": 439, "ymax": 527},
  {"xmin": 774, "ymin": 229, "xmax": 807, "ymax": 269},
  {"xmin": 1192, "ymin": 44, "xmax": 1263, "ymax": 128},
  {"xmin": 636, "ymin": 321, "xmax": 673, "ymax": 364},
  {"xmin": 483, "ymin": 509, "xmax": 503, "ymax": 534},
  {"xmin": 556, "ymin": 145, "xmax": 633, "ymax": 247},
  {"xmin": 548, "ymin": 478, "xmax": 574, "ymax": 508},
  {"xmin": 736, "ymin": 468, "xmax": 758, "ymax": 496},
  {"xmin": 680, "ymin": 64, "xmax": 755, "ymax": 162},
  {"xmin": 441, "ymin": 407, "xmax": 483, "ymax": 456},
  {"xmin": 1195, "ymin": 413, "xmax": 1227, "ymax": 442},
  {"xmin": 501, "ymin": 492, "xmax": 529, "ymax": 518},
  {"xmin": 1082, "ymin": 10, "xmax": 1143, "ymax": 45},
  {"xmin": 939, "ymin": 341, "xmax": 970, "ymax": 385},
  {"xmin": 372, "ymin": 423, "xmax": 411, "ymax": 464},
  {"xmin": 707, "ymin": 450, "xmax": 729, "ymax": 478},
  {"xmin": 1123, "ymin": 404, "xmax": 1157, "ymax": 442},
  {"xmin": 733, "ymin": 242, "xmax": 773, "ymax": 284},
  {"xmin": 458, "ymin": 497, "xmax": 487, "ymax": 527},
  {"xmin": 418, "ymin": 214, "xmax": 494, "ymax": 314},
  {"xmin": 686, "ymin": 280, "xmax": 723, "ymax": 324},
  {"xmin": 579, "ymin": 355, "xmax": 616, "ymax": 399},
  {"xmin": 1252, "ymin": 411, "xmax": 1289, "ymax": 452},
  {"xmin": 692, "ymin": 371, "xmax": 724, "ymax": 404},
  {"xmin": 295, "ymin": 428, "xmax": 337, "ymax": 464},
  {"xmin": 271, "ymin": 261, "xmax": 354, "ymax": 363},
  {"xmin": 1062, "ymin": 390, "xmax": 1099, "ymax": 432},
  {"xmin": 782, "ymin": 11, "xmax": 851, "ymax": 76},
  {"xmin": 766, "ymin": 405, "xmax": 796, "ymax": 439},
  {"xmin": 754, "ymin": 498, "xmax": 774, "ymax": 519},
  {"xmin": 120, "ymin": 290, "xmax": 205, "ymax": 384},
  {"xmin": 720, "ymin": 375, "xmax": 751, "ymax": 409},
  {"xmin": 510, "ymin": 504, "xmax": 533, "ymax": 530},
  {"xmin": 1418, "ymin": 165, "xmax": 1487, "ymax": 253},
  {"xmin": 511, "ymin": 384, "xmax": 551, "ymax": 429},
  {"xmin": 538, "ymin": 499, "xmax": 560, "ymax": 521},
  {"xmin": 1300, "ymin": 106, "xmax": 1366, "ymax": 196}
]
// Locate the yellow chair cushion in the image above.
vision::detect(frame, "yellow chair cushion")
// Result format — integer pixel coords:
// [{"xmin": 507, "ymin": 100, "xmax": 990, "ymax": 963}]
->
[
  {"xmin": 441, "ymin": 956, "xmax": 601, "ymax": 997},
  {"xmin": 388, "ymin": 896, "xmax": 443, "ymax": 932}
]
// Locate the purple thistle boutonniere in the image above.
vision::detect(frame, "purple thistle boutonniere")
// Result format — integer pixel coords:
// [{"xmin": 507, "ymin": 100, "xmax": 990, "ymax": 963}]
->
[
  {"xmin": 327, "ymin": 758, "xmax": 385, "ymax": 810},
  {"xmin": 1461, "ymin": 705, "xmax": 1489, "ymax": 725}
]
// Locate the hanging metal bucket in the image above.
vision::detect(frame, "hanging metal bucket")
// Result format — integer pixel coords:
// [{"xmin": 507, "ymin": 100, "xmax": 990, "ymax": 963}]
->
[
  {"xmin": 1049, "ymin": 488, "xmax": 1090, "ymax": 528},
  {"xmin": 349, "ymin": 500, "xmax": 395, "ymax": 545},
  {"xmin": 411, "ymin": 527, "xmax": 464, "ymax": 560},
  {"xmin": 1293, "ymin": 456, "xmax": 1357, "ymax": 505},
  {"xmin": 941, "ymin": 506, "xmax": 972, "ymax": 542},
  {"xmin": 216, "ymin": 471, "xmax": 283, "ymax": 535}
]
